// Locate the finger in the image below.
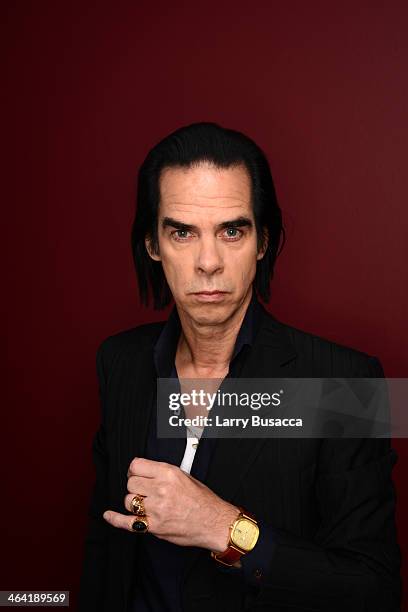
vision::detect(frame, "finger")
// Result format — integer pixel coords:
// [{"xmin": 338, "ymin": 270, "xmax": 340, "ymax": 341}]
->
[
  {"xmin": 127, "ymin": 475, "xmax": 154, "ymax": 495},
  {"xmin": 103, "ymin": 509, "xmax": 145, "ymax": 532},
  {"xmin": 127, "ymin": 457, "xmax": 164, "ymax": 478}
]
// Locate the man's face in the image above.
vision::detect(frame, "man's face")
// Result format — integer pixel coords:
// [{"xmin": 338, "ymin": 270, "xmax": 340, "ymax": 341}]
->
[{"xmin": 145, "ymin": 162, "xmax": 267, "ymax": 325}]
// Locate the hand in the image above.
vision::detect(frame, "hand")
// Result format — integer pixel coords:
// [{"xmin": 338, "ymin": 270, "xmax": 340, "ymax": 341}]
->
[{"xmin": 103, "ymin": 457, "xmax": 240, "ymax": 551}]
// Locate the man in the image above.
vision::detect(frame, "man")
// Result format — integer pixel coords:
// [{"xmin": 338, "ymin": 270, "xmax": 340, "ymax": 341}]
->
[{"xmin": 79, "ymin": 122, "xmax": 401, "ymax": 611}]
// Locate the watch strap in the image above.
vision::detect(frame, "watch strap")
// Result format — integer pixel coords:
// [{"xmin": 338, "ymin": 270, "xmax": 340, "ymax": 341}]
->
[{"xmin": 211, "ymin": 507, "xmax": 258, "ymax": 566}]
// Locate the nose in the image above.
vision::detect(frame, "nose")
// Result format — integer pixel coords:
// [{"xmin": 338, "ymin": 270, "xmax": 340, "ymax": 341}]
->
[{"xmin": 195, "ymin": 235, "xmax": 224, "ymax": 276}]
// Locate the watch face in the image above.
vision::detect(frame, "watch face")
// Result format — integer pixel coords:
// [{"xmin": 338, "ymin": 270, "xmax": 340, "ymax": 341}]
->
[{"xmin": 231, "ymin": 518, "xmax": 259, "ymax": 551}]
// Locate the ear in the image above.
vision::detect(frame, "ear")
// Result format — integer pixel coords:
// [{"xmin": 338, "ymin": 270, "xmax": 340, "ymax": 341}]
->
[
  {"xmin": 256, "ymin": 227, "xmax": 269, "ymax": 260},
  {"xmin": 145, "ymin": 235, "xmax": 161, "ymax": 261}
]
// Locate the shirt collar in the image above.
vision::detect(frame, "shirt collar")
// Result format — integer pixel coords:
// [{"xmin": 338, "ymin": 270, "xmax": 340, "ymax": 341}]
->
[{"xmin": 153, "ymin": 289, "xmax": 263, "ymax": 378}]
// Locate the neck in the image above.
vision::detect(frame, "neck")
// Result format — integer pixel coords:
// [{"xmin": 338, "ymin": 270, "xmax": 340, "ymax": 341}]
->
[{"xmin": 175, "ymin": 287, "xmax": 253, "ymax": 377}]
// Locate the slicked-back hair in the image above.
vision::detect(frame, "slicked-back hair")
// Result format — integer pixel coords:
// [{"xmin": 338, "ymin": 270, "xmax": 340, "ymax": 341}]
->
[{"xmin": 131, "ymin": 122, "xmax": 285, "ymax": 309}]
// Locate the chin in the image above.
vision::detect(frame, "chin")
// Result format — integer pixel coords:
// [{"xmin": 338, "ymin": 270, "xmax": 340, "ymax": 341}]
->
[{"xmin": 187, "ymin": 301, "xmax": 236, "ymax": 325}]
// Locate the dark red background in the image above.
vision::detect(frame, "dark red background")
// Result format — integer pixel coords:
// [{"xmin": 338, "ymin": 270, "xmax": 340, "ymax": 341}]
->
[{"xmin": 2, "ymin": 1, "xmax": 408, "ymax": 609}]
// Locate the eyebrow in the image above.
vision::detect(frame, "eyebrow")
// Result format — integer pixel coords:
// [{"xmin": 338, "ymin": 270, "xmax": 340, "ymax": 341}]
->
[{"xmin": 161, "ymin": 216, "xmax": 253, "ymax": 232}]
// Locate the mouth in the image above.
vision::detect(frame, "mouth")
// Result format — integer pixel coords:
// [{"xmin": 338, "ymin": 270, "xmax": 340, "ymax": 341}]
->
[
  {"xmin": 192, "ymin": 291, "xmax": 227, "ymax": 295},
  {"xmin": 191, "ymin": 290, "xmax": 229, "ymax": 302}
]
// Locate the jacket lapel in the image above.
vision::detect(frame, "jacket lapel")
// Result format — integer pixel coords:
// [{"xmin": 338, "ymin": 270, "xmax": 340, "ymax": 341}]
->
[
  {"xmin": 205, "ymin": 306, "xmax": 297, "ymax": 498},
  {"xmin": 117, "ymin": 344, "xmax": 157, "ymax": 496}
]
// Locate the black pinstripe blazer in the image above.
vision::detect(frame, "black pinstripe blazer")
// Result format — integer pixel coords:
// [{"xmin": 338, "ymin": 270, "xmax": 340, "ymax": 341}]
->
[{"xmin": 79, "ymin": 303, "xmax": 401, "ymax": 612}]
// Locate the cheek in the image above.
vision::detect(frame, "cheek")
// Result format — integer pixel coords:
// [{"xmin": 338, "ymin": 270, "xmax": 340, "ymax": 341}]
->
[
  {"xmin": 240, "ymin": 267, "xmax": 256, "ymax": 284},
  {"xmin": 160, "ymin": 254, "xmax": 188, "ymax": 286},
  {"xmin": 234, "ymin": 253, "xmax": 258, "ymax": 283}
]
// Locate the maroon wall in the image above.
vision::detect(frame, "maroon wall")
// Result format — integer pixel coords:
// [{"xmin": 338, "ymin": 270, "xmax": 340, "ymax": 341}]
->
[{"xmin": 3, "ymin": 1, "xmax": 407, "ymax": 608}]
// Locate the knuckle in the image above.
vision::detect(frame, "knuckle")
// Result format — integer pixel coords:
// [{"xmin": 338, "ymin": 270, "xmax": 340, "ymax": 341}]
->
[
  {"xmin": 164, "ymin": 464, "xmax": 176, "ymax": 481},
  {"xmin": 157, "ymin": 485, "xmax": 167, "ymax": 498},
  {"xmin": 129, "ymin": 457, "xmax": 138, "ymax": 474},
  {"xmin": 127, "ymin": 476, "xmax": 136, "ymax": 492}
]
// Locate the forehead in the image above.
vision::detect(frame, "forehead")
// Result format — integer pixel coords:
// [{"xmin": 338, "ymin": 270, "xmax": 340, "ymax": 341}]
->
[{"xmin": 158, "ymin": 162, "xmax": 252, "ymax": 217}]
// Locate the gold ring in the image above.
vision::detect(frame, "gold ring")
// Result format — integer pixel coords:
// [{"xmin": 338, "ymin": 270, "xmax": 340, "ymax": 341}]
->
[
  {"xmin": 130, "ymin": 494, "xmax": 147, "ymax": 516},
  {"xmin": 131, "ymin": 515, "xmax": 149, "ymax": 534}
]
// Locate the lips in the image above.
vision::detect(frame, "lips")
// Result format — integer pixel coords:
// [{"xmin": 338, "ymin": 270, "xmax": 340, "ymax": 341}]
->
[
  {"xmin": 191, "ymin": 290, "xmax": 229, "ymax": 302},
  {"xmin": 193, "ymin": 291, "xmax": 226, "ymax": 295}
]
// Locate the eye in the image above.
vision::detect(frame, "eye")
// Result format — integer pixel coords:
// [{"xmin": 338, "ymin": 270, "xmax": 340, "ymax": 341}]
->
[
  {"xmin": 171, "ymin": 229, "xmax": 192, "ymax": 241},
  {"xmin": 222, "ymin": 227, "xmax": 243, "ymax": 240}
]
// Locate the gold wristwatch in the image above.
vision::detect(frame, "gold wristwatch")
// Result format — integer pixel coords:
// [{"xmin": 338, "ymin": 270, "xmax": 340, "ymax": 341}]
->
[{"xmin": 211, "ymin": 507, "xmax": 260, "ymax": 566}]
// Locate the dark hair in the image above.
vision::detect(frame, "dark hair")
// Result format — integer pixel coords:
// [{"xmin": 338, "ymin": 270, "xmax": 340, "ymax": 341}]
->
[{"xmin": 131, "ymin": 121, "xmax": 285, "ymax": 309}]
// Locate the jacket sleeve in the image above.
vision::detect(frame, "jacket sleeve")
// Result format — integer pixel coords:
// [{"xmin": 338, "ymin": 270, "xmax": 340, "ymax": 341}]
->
[
  {"xmin": 78, "ymin": 344, "xmax": 110, "ymax": 611},
  {"xmin": 241, "ymin": 356, "xmax": 401, "ymax": 611},
  {"xmin": 214, "ymin": 521, "xmax": 277, "ymax": 588}
]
